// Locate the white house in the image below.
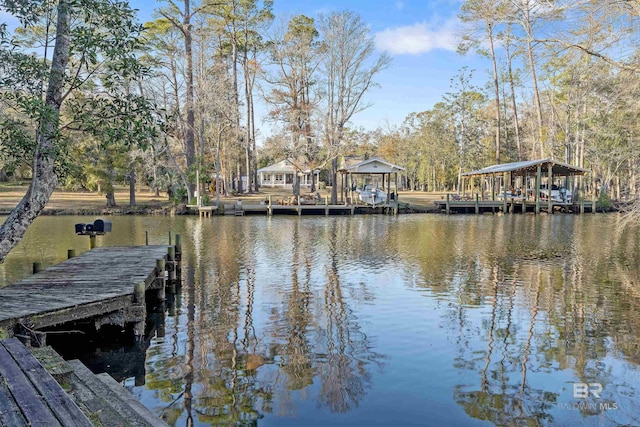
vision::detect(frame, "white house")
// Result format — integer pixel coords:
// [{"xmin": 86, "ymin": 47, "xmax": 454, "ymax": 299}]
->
[{"xmin": 257, "ymin": 159, "xmax": 320, "ymax": 189}]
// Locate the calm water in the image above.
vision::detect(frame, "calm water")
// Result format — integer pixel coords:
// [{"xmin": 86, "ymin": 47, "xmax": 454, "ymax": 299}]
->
[{"xmin": 1, "ymin": 214, "xmax": 639, "ymax": 426}]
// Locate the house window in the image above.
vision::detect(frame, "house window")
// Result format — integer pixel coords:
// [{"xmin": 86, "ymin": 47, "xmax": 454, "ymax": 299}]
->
[
  {"xmin": 263, "ymin": 174, "xmax": 271, "ymax": 182},
  {"xmin": 275, "ymin": 174, "xmax": 283, "ymax": 182}
]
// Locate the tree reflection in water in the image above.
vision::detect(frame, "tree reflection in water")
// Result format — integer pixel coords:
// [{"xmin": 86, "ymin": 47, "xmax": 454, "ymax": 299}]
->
[
  {"xmin": 436, "ymin": 217, "xmax": 640, "ymax": 426},
  {"xmin": 142, "ymin": 218, "xmax": 384, "ymax": 426},
  {"xmin": 130, "ymin": 215, "xmax": 640, "ymax": 426}
]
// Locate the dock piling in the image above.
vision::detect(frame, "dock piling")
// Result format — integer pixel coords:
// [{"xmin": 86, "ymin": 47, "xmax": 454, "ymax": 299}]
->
[{"xmin": 33, "ymin": 262, "xmax": 43, "ymax": 274}]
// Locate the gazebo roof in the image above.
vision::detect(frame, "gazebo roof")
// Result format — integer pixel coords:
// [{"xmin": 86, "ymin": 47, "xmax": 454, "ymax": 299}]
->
[
  {"xmin": 462, "ymin": 159, "xmax": 589, "ymax": 177},
  {"xmin": 341, "ymin": 157, "xmax": 405, "ymax": 174}
]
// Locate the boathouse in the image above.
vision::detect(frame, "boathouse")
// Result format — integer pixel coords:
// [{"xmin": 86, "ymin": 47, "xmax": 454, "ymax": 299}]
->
[
  {"xmin": 338, "ymin": 157, "xmax": 405, "ymax": 205},
  {"xmin": 436, "ymin": 159, "xmax": 591, "ymax": 214}
]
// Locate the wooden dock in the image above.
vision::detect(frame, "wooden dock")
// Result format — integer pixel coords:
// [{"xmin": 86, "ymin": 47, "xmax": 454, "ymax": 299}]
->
[
  {"xmin": 0, "ymin": 337, "xmax": 168, "ymax": 426},
  {"xmin": 199, "ymin": 201, "xmax": 406, "ymax": 217},
  {"xmin": 0, "ymin": 337, "xmax": 93, "ymax": 426},
  {"xmin": 0, "ymin": 245, "xmax": 178, "ymax": 340},
  {"xmin": 434, "ymin": 196, "xmax": 597, "ymax": 214}
]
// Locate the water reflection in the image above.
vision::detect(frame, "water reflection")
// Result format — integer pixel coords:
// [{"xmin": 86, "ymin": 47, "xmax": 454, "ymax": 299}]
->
[{"xmin": 1, "ymin": 215, "xmax": 640, "ymax": 426}]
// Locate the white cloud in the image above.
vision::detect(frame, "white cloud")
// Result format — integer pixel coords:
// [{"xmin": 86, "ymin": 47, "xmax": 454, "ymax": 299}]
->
[{"xmin": 375, "ymin": 19, "xmax": 460, "ymax": 55}]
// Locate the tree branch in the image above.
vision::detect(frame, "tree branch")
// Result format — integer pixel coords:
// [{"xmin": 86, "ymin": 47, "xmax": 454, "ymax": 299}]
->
[{"xmin": 536, "ymin": 38, "xmax": 640, "ymax": 73}]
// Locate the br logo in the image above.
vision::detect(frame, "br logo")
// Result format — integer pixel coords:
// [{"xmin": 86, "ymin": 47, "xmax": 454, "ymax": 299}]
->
[{"xmin": 573, "ymin": 383, "xmax": 602, "ymax": 398}]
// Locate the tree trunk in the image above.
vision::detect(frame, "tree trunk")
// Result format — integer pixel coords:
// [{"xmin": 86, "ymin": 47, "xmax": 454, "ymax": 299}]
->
[
  {"xmin": 524, "ymin": 10, "xmax": 545, "ymax": 158},
  {"xmin": 330, "ymin": 157, "xmax": 338, "ymax": 204},
  {"xmin": 184, "ymin": 0, "xmax": 196, "ymax": 195},
  {"xmin": 106, "ymin": 190, "xmax": 117, "ymax": 208},
  {"xmin": 488, "ymin": 24, "xmax": 501, "ymax": 164},
  {"xmin": 505, "ymin": 29, "xmax": 522, "ymax": 161},
  {"xmin": 0, "ymin": 0, "xmax": 70, "ymax": 262},
  {"xmin": 129, "ymin": 167, "xmax": 136, "ymax": 206}
]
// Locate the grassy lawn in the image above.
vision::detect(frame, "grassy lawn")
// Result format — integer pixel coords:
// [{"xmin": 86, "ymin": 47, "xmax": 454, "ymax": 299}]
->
[{"xmin": 0, "ymin": 182, "xmax": 441, "ymax": 213}]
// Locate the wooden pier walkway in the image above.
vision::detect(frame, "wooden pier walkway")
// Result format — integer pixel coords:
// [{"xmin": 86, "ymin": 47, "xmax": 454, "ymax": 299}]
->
[
  {"xmin": 0, "ymin": 245, "xmax": 176, "ymax": 338},
  {"xmin": 0, "ymin": 337, "xmax": 168, "ymax": 426},
  {"xmin": 198, "ymin": 202, "xmax": 407, "ymax": 217},
  {"xmin": 0, "ymin": 337, "xmax": 93, "ymax": 426},
  {"xmin": 434, "ymin": 196, "xmax": 597, "ymax": 215}
]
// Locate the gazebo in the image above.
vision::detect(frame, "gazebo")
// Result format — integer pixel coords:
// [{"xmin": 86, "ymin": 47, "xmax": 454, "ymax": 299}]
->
[
  {"xmin": 460, "ymin": 158, "xmax": 590, "ymax": 213},
  {"xmin": 338, "ymin": 157, "xmax": 405, "ymax": 205}
]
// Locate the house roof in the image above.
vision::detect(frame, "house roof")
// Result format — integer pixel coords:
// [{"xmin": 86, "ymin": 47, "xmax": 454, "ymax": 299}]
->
[
  {"xmin": 462, "ymin": 159, "xmax": 589, "ymax": 177},
  {"xmin": 341, "ymin": 157, "xmax": 405, "ymax": 174},
  {"xmin": 257, "ymin": 159, "xmax": 317, "ymax": 174}
]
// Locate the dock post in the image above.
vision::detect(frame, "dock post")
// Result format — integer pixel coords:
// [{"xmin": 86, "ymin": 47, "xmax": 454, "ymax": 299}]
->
[
  {"xmin": 133, "ymin": 281, "xmax": 146, "ymax": 339},
  {"xmin": 145, "ymin": 231, "xmax": 149, "ymax": 245},
  {"xmin": 446, "ymin": 193, "xmax": 450, "ymax": 215},
  {"xmin": 89, "ymin": 235, "xmax": 96, "ymax": 249},
  {"xmin": 167, "ymin": 246, "xmax": 176, "ymax": 281},
  {"xmin": 268, "ymin": 195, "xmax": 272, "ymax": 216},
  {"xmin": 168, "ymin": 231, "xmax": 172, "ymax": 245},
  {"xmin": 325, "ymin": 197, "xmax": 329, "ymax": 216},
  {"xmin": 475, "ymin": 194, "xmax": 479, "ymax": 214},
  {"xmin": 592, "ymin": 195, "xmax": 596, "ymax": 213},
  {"xmin": 580, "ymin": 200, "xmax": 585, "ymax": 214},
  {"xmin": 155, "ymin": 259, "xmax": 166, "ymax": 302},
  {"xmin": 67, "ymin": 249, "xmax": 76, "ymax": 259},
  {"xmin": 298, "ymin": 195, "xmax": 301, "ymax": 216},
  {"xmin": 522, "ymin": 198, "xmax": 526, "ymax": 214},
  {"xmin": 174, "ymin": 234, "xmax": 182, "ymax": 258},
  {"xmin": 33, "ymin": 262, "xmax": 43, "ymax": 274}
]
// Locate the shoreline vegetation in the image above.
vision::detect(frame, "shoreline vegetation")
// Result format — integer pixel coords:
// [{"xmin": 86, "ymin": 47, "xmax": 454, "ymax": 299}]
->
[{"xmin": 0, "ymin": 182, "xmax": 442, "ymax": 216}]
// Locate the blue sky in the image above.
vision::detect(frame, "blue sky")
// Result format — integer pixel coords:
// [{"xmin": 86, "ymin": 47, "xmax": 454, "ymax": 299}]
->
[{"xmin": 129, "ymin": 0, "xmax": 483, "ymax": 138}]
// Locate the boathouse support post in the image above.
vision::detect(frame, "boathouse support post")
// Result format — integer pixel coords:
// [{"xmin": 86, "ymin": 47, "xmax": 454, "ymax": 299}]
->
[
  {"xmin": 535, "ymin": 165, "xmax": 541, "ymax": 214},
  {"xmin": 547, "ymin": 164, "xmax": 553, "ymax": 213},
  {"xmin": 145, "ymin": 231, "xmax": 149, "ymax": 245},
  {"xmin": 503, "ymin": 172, "xmax": 508, "ymax": 213},
  {"xmin": 475, "ymin": 193, "xmax": 479, "ymax": 214}
]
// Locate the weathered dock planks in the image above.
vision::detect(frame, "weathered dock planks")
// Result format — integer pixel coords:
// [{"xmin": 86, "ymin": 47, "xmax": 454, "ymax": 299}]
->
[
  {"xmin": 0, "ymin": 337, "xmax": 92, "ymax": 427},
  {"xmin": 0, "ymin": 245, "xmax": 172, "ymax": 333}
]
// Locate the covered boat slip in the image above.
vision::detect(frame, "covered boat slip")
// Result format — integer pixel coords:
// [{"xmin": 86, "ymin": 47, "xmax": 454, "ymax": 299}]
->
[
  {"xmin": 435, "ymin": 159, "xmax": 593, "ymax": 214},
  {"xmin": 338, "ymin": 157, "xmax": 405, "ymax": 208}
]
